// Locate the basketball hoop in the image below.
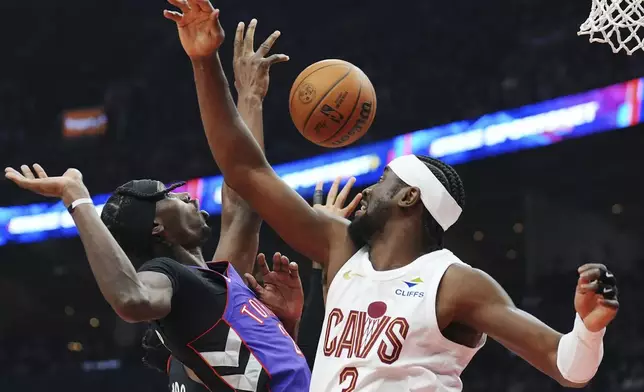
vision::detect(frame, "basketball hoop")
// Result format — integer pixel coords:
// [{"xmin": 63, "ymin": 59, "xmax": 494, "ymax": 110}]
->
[{"xmin": 578, "ymin": 0, "xmax": 644, "ymax": 55}]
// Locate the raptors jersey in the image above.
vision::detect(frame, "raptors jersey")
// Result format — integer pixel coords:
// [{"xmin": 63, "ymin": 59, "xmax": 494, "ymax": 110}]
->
[{"xmin": 310, "ymin": 248, "xmax": 486, "ymax": 392}]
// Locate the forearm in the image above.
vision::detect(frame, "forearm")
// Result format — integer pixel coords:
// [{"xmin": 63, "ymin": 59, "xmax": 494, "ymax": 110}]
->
[
  {"xmin": 192, "ymin": 54, "xmax": 268, "ymax": 187},
  {"xmin": 64, "ymin": 194, "xmax": 146, "ymax": 312},
  {"xmin": 214, "ymin": 91, "xmax": 264, "ymax": 272}
]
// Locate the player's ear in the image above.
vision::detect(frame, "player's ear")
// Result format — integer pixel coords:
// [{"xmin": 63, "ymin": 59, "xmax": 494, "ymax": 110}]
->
[{"xmin": 398, "ymin": 186, "xmax": 421, "ymax": 209}]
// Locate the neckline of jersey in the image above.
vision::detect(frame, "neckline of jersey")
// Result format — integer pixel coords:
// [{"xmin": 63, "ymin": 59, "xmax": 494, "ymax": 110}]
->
[{"xmin": 359, "ymin": 248, "xmax": 452, "ymax": 281}]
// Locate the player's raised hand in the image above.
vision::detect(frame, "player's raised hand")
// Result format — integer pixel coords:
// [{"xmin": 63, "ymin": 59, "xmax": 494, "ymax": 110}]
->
[
  {"xmin": 233, "ymin": 19, "xmax": 289, "ymax": 99},
  {"xmin": 313, "ymin": 177, "xmax": 362, "ymax": 219},
  {"xmin": 245, "ymin": 252, "xmax": 303, "ymax": 323},
  {"xmin": 163, "ymin": 0, "xmax": 224, "ymax": 59},
  {"xmin": 574, "ymin": 263, "xmax": 619, "ymax": 332},
  {"xmin": 5, "ymin": 164, "xmax": 88, "ymax": 202}
]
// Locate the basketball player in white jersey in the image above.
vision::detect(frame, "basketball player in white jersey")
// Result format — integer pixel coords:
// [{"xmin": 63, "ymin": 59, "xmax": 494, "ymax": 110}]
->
[{"xmin": 163, "ymin": 2, "xmax": 620, "ymax": 390}]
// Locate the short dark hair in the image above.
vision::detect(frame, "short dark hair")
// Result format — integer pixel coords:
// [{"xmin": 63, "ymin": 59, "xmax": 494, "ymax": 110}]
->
[
  {"xmin": 101, "ymin": 180, "xmax": 185, "ymax": 264},
  {"xmin": 415, "ymin": 155, "xmax": 465, "ymax": 248}
]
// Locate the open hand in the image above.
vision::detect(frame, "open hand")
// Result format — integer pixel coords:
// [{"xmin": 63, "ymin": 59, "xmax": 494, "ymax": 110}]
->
[
  {"xmin": 233, "ymin": 19, "xmax": 289, "ymax": 99},
  {"xmin": 164, "ymin": 0, "xmax": 224, "ymax": 59},
  {"xmin": 5, "ymin": 164, "xmax": 88, "ymax": 204},
  {"xmin": 313, "ymin": 177, "xmax": 362, "ymax": 218},
  {"xmin": 245, "ymin": 252, "xmax": 303, "ymax": 323},
  {"xmin": 575, "ymin": 263, "xmax": 619, "ymax": 332}
]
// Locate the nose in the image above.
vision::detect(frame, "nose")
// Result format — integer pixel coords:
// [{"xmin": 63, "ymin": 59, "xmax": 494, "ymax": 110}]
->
[{"xmin": 362, "ymin": 185, "xmax": 374, "ymax": 199}]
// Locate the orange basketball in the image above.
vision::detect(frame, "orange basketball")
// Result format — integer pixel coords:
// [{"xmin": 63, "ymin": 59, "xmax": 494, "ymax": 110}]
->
[{"xmin": 289, "ymin": 60, "xmax": 377, "ymax": 148}]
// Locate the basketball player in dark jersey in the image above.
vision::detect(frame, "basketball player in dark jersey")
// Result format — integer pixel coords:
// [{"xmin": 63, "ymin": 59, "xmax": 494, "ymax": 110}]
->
[
  {"xmin": 144, "ymin": 177, "xmax": 361, "ymax": 376},
  {"xmin": 142, "ymin": 252, "xmax": 304, "ymax": 391},
  {"xmin": 3, "ymin": 19, "xmax": 310, "ymax": 392},
  {"xmin": 136, "ymin": 20, "xmax": 306, "ymax": 391}
]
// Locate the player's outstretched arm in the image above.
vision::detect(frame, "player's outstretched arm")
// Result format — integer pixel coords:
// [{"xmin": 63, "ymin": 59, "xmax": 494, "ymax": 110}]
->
[
  {"xmin": 4, "ymin": 165, "xmax": 173, "ymax": 323},
  {"xmin": 444, "ymin": 264, "xmax": 618, "ymax": 387},
  {"xmin": 214, "ymin": 21, "xmax": 284, "ymax": 275},
  {"xmin": 164, "ymin": 1, "xmax": 348, "ymax": 264}
]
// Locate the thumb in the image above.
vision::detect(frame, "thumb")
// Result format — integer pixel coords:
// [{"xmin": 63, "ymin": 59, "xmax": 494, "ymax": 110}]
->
[
  {"xmin": 245, "ymin": 273, "xmax": 265, "ymax": 295},
  {"xmin": 63, "ymin": 168, "xmax": 83, "ymax": 181}
]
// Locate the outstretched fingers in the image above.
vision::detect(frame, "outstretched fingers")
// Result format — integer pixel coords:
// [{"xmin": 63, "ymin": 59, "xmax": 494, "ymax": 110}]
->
[
  {"xmin": 326, "ymin": 177, "xmax": 341, "ymax": 206},
  {"xmin": 234, "ymin": 21, "xmax": 245, "ymax": 60},
  {"xmin": 195, "ymin": 0, "xmax": 215, "ymax": 12},
  {"xmin": 264, "ymin": 53, "xmax": 290, "ymax": 66},
  {"xmin": 167, "ymin": 0, "xmax": 191, "ymax": 13},
  {"xmin": 20, "ymin": 165, "xmax": 35, "ymax": 180},
  {"xmin": 335, "ymin": 177, "xmax": 356, "ymax": 208},
  {"xmin": 163, "ymin": 10, "xmax": 183, "ymax": 23},
  {"xmin": 255, "ymin": 253, "xmax": 271, "ymax": 277},
  {"xmin": 244, "ymin": 273, "xmax": 265, "ymax": 295},
  {"xmin": 33, "ymin": 163, "xmax": 48, "ymax": 179},
  {"xmin": 343, "ymin": 193, "xmax": 363, "ymax": 217},
  {"xmin": 256, "ymin": 30, "xmax": 281, "ymax": 57},
  {"xmin": 244, "ymin": 19, "xmax": 258, "ymax": 54}
]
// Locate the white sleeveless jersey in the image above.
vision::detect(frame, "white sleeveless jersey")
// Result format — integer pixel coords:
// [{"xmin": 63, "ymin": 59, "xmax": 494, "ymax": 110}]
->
[{"xmin": 310, "ymin": 248, "xmax": 486, "ymax": 392}]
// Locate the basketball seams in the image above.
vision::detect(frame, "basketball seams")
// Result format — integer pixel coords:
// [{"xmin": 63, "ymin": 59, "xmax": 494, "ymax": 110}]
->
[
  {"xmin": 290, "ymin": 60, "xmax": 376, "ymax": 148},
  {"xmin": 301, "ymin": 67, "xmax": 353, "ymax": 131},
  {"xmin": 288, "ymin": 62, "xmax": 350, "ymax": 114}
]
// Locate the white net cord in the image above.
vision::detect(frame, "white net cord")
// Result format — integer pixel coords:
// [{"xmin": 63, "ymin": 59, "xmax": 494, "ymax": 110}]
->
[{"xmin": 578, "ymin": 0, "xmax": 644, "ymax": 55}]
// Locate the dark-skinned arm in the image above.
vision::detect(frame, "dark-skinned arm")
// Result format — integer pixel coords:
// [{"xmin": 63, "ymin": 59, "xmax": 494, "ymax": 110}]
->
[
  {"xmin": 191, "ymin": 52, "xmax": 346, "ymax": 265},
  {"xmin": 212, "ymin": 93, "xmax": 264, "ymax": 276},
  {"xmin": 62, "ymin": 184, "xmax": 173, "ymax": 323},
  {"xmin": 444, "ymin": 265, "xmax": 589, "ymax": 388}
]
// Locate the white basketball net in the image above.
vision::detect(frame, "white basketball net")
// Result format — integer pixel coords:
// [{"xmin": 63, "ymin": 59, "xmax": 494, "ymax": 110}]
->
[
  {"xmin": 361, "ymin": 316, "xmax": 381, "ymax": 349},
  {"xmin": 578, "ymin": 0, "xmax": 644, "ymax": 55}
]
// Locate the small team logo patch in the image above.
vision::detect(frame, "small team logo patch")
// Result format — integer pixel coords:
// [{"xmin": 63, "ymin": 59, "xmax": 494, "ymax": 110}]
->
[
  {"xmin": 396, "ymin": 277, "xmax": 425, "ymax": 298},
  {"xmin": 403, "ymin": 277, "xmax": 423, "ymax": 288},
  {"xmin": 343, "ymin": 270, "xmax": 365, "ymax": 280}
]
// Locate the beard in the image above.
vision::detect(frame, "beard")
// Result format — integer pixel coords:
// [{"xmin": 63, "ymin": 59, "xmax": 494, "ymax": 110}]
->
[{"xmin": 348, "ymin": 207, "xmax": 387, "ymax": 248}]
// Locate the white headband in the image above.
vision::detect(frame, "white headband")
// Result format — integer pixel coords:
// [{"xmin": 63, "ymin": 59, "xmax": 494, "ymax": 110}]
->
[{"xmin": 387, "ymin": 155, "xmax": 462, "ymax": 231}]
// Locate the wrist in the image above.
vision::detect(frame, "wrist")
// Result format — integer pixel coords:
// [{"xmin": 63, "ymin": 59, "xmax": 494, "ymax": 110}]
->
[
  {"xmin": 190, "ymin": 52, "xmax": 219, "ymax": 69},
  {"xmin": 61, "ymin": 182, "xmax": 91, "ymax": 207},
  {"xmin": 237, "ymin": 91, "xmax": 264, "ymax": 106},
  {"xmin": 282, "ymin": 316, "xmax": 300, "ymax": 332},
  {"xmin": 575, "ymin": 313, "xmax": 606, "ymax": 340}
]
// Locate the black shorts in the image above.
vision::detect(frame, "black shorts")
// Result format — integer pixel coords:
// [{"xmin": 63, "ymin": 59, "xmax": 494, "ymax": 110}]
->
[{"xmin": 168, "ymin": 357, "xmax": 210, "ymax": 392}]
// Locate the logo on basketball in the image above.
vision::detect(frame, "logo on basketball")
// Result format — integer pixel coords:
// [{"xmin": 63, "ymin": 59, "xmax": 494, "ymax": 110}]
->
[
  {"xmin": 298, "ymin": 83, "xmax": 316, "ymax": 104},
  {"xmin": 320, "ymin": 104, "xmax": 345, "ymax": 124},
  {"xmin": 330, "ymin": 101, "xmax": 373, "ymax": 146}
]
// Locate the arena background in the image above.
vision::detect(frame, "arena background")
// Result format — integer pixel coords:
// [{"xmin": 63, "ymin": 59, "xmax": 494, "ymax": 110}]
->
[{"xmin": 1, "ymin": 0, "xmax": 643, "ymax": 391}]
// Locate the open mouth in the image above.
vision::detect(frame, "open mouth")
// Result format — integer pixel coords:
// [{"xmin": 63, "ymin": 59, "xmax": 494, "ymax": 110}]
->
[
  {"xmin": 201, "ymin": 210, "xmax": 210, "ymax": 220},
  {"xmin": 356, "ymin": 200, "xmax": 367, "ymax": 216}
]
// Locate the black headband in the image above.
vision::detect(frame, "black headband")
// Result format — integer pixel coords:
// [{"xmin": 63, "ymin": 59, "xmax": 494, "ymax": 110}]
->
[{"xmin": 101, "ymin": 180, "xmax": 185, "ymax": 257}]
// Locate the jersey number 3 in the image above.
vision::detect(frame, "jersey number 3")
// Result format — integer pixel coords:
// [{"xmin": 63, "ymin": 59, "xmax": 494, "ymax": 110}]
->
[{"xmin": 340, "ymin": 367, "xmax": 358, "ymax": 392}]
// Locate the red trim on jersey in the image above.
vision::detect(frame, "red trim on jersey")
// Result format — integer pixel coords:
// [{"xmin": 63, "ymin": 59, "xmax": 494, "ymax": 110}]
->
[
  {"xmin": 182, "ymin": 263, "xmax": 232, "ymax": 391},
  {"xmin": 221, "ymin": 318, "xmax": 273, "ymax": 382},
  {"xmin": 166, "ymin": 355, "xmax": 172, "ymax": 374}
]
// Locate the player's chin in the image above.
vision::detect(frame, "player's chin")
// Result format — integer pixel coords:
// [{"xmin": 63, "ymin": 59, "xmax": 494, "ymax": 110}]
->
[
  {"xmin": 200, "ymin": 224, "xmax": 213, "ymax": 242},
  {"xmin": 348, "ymin": 216, "xmax": 371, "ymax": 246}
]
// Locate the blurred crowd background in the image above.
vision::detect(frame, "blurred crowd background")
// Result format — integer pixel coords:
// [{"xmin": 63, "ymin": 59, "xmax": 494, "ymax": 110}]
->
[{"xmin": 1, "ymin": 0, "xmax": 643, "ymax": 391}]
